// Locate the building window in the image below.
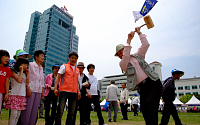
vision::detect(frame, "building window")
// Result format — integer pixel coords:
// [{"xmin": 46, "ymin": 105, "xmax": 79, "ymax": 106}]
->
[
  {"xmin": 178, "ymin": 86, "xmax": 183, "ymax": 90},
  {"xmin": 199, "ymin": 85, "xmax": 200, "ymax": 89},
  {"xmin": 192, "ymin": 85, "xmax": 197, "ymax": 89},
  {"xmin": 193, "ymin": 92, "xmax": 198, "ymax": 94},
  {"xmin": 186, "ymin": 92, "xmax": 191, "ymax": 95},
  {"xmin": 179, "ymin": 93, "xmax": 184, "ymax": 96},
  {"xmin": 152, "ymin": 66, "xmax": 155, "ymax": 71},
  {"xmin": 59, "ymin": 19, "xmax": 70, "ymax": 29},
  {"xmin": 185, "ymin": 86, "xmax": 190, "ymax": 90},
  {"xmin": 175, "ymin": 93, "xmax": 177, "ymax": 97}
]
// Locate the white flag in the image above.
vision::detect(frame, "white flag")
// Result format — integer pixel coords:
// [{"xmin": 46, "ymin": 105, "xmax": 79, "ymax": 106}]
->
[{"xmin": 132, "ymin": 11, "xmax": 143, "ymax": 23}]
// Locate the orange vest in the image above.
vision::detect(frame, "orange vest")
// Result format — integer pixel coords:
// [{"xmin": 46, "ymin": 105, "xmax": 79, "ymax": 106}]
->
[{"xmin": 59, "ymin": 63, "xmax": 79, "ymax": 93}]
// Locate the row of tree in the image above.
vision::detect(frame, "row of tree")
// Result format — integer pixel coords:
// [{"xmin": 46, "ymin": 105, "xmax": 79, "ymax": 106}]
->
[{"xmin": 179, "ymin": 94, "xmax": 200, "ymax": 103}]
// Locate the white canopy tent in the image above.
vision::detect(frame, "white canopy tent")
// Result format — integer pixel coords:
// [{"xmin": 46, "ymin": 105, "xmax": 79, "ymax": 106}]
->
[
  {"xmin": 100, "ymin": 99, "xmax": 106, "ymax": 106},
  {"xmin": 186, "ymin": 95, "xmax": 200, "ymax": 106},
  {"xmin": 99, "ymin": 99, "xmax": 120, "ymax": 106},
  {"xmin": 160, "ymin": 99, "xmax": 164, "ymax": 105},
  {"xmin": 127, "ymin": 98, "xmax": 134, "ymax": 111},
  {"xmin": 159, "ymin": 98, "xmax": 184, "ymax": 105},
  {"xmin": 128, "ymin": 98, "xmax": 132, "ymax": 104},
  {"xmin": 173, "ymin": 97, "xmax": 184, "ymax": 105}
]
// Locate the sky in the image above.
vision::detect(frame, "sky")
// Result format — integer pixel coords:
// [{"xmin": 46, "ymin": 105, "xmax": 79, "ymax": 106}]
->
[{"xmin": 0, "ymin": 0, "xmax": 200, "ymax": 80}]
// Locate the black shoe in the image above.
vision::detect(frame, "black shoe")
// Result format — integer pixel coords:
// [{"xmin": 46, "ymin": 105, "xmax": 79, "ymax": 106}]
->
[
  {"xmin": 114, "ymin": 120, "xmax": 116, "ymax": 122},
  {"xmin": 108, "ymin": 119, "xmax": 111, "ymax": 122},
  {"xmin": 121, "ymin": 118, "xmax": 128, "ymax": 120},
  {"xmin": 39, "ymin": 115, "xmax": 45, "ymax": 118}
]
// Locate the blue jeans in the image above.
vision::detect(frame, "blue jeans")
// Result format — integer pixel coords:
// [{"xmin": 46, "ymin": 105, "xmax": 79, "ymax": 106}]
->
[{"xmin": 55, "ymin": 92, "xmax": 77, "ymax": 125}]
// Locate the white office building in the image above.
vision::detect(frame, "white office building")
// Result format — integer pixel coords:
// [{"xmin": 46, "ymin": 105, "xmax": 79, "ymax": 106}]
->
[{"xmin": 174, "ymin": 77, "xmax": 200, "ymax": 99}]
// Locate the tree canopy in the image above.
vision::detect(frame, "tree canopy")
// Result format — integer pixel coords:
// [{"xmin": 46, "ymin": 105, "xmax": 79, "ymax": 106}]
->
[{"xmin": 179, "ymin": 94, "xmax": 200, "ymax": 103}]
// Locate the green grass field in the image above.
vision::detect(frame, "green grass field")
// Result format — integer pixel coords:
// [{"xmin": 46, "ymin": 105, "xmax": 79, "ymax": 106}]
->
[{"xmin": 0, "ymin": 109, "xmax": 200, "ymax": 125}]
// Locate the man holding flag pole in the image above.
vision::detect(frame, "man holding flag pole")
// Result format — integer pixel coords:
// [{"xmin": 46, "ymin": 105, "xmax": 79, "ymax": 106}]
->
[
  {"xmin": 115, "ymin": 26, "xmax": 162, "ymax": 125},
  {"xmin": 115, "ymin": 0, "xmax": 162, "ymax": 124}
]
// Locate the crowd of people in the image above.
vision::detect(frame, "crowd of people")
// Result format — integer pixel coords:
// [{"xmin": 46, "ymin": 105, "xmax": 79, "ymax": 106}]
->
[
  {"xmin": 188, "ymin": 106, "xmax": 200, "ymax": 113},
  {"xmin": 0, "ymin": 47, "xmax": 109, "ymax": 125},
  {"xmin": 0, "ymin": 26, "xmax": 187, "ymax": 125}
]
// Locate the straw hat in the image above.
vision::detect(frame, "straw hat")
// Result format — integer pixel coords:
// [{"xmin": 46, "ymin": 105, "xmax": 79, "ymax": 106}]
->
[
  {"xmin": 114, "ymin": 44, "xmax": 124, "ymax": 56},
  {"xmin": 77, "ymin": 62, "xmax": 85, "ymax": 68}
]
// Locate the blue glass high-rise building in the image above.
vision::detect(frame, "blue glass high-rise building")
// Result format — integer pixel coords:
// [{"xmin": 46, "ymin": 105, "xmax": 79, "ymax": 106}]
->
[{"xmin": 23, "ymin": 5, "xmax": 79, "ymax": 75}]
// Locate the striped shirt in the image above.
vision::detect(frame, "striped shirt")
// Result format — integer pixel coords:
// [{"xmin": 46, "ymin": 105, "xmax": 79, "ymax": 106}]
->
[{"xmin": 162, "ymin": 77, "xmax": 174, "ymax": 93}]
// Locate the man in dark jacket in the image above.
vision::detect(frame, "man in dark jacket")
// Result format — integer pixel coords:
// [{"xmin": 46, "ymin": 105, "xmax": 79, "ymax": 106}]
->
[
  {"xmin": 72, "ymin": 62, "xmax": 91, "ymax": 125},
  {"xmin": 160, "ymin": 69, "xmax": 185, "ymax": 125}
]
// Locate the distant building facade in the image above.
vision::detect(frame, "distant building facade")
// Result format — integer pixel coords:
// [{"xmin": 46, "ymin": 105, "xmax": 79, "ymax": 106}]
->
[
  {"xmin": 149, "ymin": 61, "xmax": 162, "ymax": 80},
  {"xmin": 101, "ymin": 74, "xmax": 137, "ymax": 98},
  {"xmin": 23, "ymin": 5, "xmax": 79, "ymax": 75},
  {"xmin": 175, "ymin": 77, "xmax": 200, "ymax": 99}
]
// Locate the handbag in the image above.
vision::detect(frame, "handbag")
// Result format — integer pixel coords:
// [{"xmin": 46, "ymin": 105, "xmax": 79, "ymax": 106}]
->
[{"xmin": 104, "ymin": 102, "xmax": 110, "ymax": 111}]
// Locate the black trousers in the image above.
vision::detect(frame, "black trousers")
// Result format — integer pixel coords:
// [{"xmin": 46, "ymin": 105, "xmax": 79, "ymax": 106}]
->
[
  {"xmin": 45, "ymin": 90, "xmax": 58, "ymax": 125},
  {"xmin": 85, "ymin": 95, "xmax": 104, "ymax": 125},
  {"xmin": 72, "ymin": 95, "xmax": 87, "ymax": 125},
  {"xmin": 139, "ymin": 77, "xmax": 162, "ymax": 125},
  {"xmin": 160, "ymin": 100, "xmax": 182, "ymax": 125},
  {"xmin": 132, "ymin": 104, "xmax": 138, "ymax": 116},
  {"xmin": 120, "ymin": 103, "xmax": 128, "ymax": 119}
]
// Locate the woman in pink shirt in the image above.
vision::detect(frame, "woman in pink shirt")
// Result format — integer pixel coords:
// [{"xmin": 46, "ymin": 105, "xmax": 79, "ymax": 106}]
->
[
  {"xmin": 44, "ymin": 64, "xmax": 60, "ymax": 125},
  {"xmin": 21, "ymin": 50, "xmax": 45, "ymax": 125},
  {"xmin": 115, "ymin": 27, "xmax": 162, "ymax": 125}
]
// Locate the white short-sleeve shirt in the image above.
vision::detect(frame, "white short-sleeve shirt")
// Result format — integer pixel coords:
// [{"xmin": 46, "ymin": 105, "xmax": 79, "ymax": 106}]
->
[
  {"xmin": 58, "ymin": 65, "xmax": 75, "ymax": 74},
  {"xmin": 86, "ymin": 74, "xmax": 98, "ymax": 95}
]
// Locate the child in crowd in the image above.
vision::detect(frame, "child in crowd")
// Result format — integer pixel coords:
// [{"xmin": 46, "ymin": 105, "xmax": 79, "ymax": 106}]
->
[
  {"xmin": 0, "ymin": 50, "xmax": 12, "ymax": 114},
  {"xmin": 20, "ymin": 50, "xmax": 45, "ymax": 125},
  {"xmin": 8, "ymin": 49, "xmax": 31, "ymax": 68},
  {"xmin": 5, "ymin": 57, "xmax": 29, "ymax": 125}
]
